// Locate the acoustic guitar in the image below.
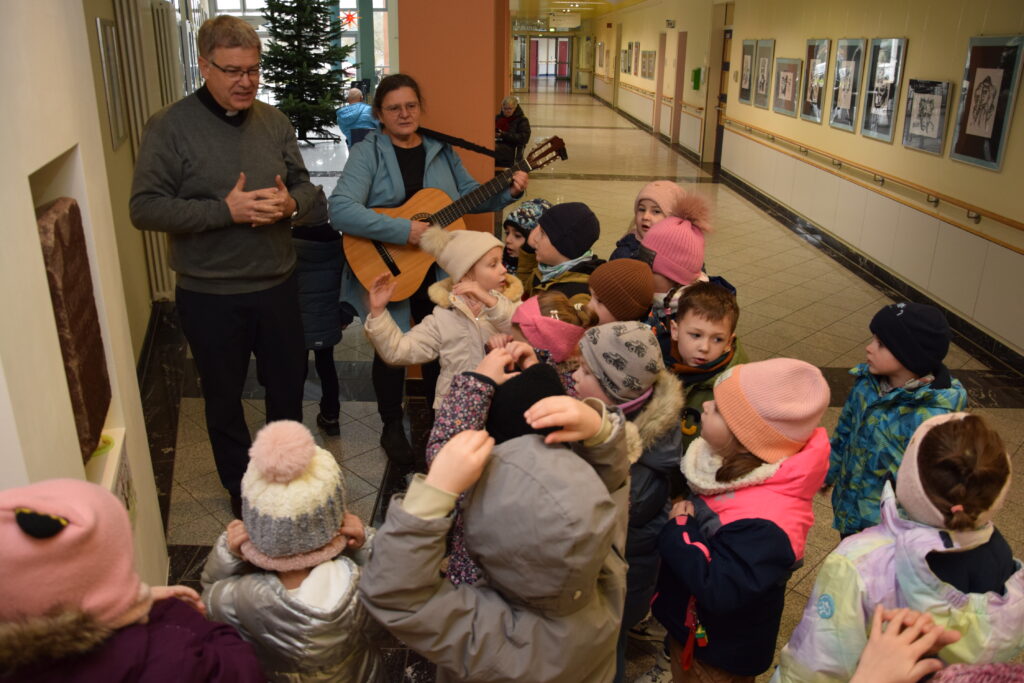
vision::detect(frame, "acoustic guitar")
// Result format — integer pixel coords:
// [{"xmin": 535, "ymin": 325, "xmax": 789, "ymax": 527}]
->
[{"xmin": 343, "ymin": 136, "xmax": 567, "ymax": 302}]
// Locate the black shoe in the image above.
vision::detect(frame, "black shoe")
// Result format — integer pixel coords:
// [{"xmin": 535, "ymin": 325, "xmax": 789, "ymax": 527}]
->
[
  {"xmin": 380, "ymin": 418, "xmax": 414, "ymax": 466},
  {"xmin": 230, "ymin": 495, "xmax": 243, "ymax": 520},
  {"xmin": 316, "ymin": 412, "xmax": 340, "ymax": 436}
]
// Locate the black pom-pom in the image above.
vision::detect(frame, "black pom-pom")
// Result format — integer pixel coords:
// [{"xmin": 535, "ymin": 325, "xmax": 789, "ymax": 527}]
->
[{"xmin": 15, "ymin": 508, "xmax": 68, "ymax": 538}]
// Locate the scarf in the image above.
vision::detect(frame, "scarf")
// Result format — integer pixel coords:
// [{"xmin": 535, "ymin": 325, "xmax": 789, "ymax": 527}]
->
[
  {"xmin": 537, "ymin": 250, "xmax": 594, "ymax": 283},
  {"xmin": 670, "ymin": 346, "xmax": 736, "ymax": 387}
]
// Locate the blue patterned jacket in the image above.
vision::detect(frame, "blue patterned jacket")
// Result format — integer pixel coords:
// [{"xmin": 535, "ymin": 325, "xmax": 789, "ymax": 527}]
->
[{"xmin": 826, "ymin": 363, "xmax": 967, "ymax": 535}]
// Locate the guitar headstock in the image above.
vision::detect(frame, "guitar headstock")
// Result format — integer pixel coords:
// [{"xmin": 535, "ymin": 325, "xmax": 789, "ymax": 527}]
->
[{"xmin": 524, "ymin": 136, "xmax": 568, "ymax": 171}]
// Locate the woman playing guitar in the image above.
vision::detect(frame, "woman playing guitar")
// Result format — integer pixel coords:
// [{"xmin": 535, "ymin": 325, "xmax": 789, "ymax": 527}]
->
[{"xmin": 328, "ymin": 73, "xmax": 528, "ymax": 467}]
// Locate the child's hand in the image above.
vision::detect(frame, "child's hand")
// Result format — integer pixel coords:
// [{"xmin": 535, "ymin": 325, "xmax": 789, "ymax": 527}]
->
[
  {"xmin": 425, "ymin": 429, "xmax": 495, "ymax": 495},
  {"xmin": 505, "ymin": 341, "xmax": 539, "ymax": 369},
  {"xmin": 151, "ymin": 585, "xmax": 207, "ymax": 617},
  {"xmin": 453, "ymin": 281, "xmax": 498, "ymax": 312},
  {"xmin": 368, "ymin": 273, "xmax": 397, "ymax": 316},
  {"xmin": 226, "ymin": 519, "xmax": 249, "ymax": 559},
  {"xmin": 487, "ymin": 333, "xmax": 514, "ymax": 351},
  {"xmin": 475, "ymin": 348, "xmax": 520, "ymax": 385},
  {"xmin": 524, "ymin": 396, "xmax": 602, "ymax": 444},
  {"xmin": 340, "ymin": 512, "xmax": 366, "ymax": 549},
  {"xmin": 849, "ymin": 606, "xmax": 960, "ymax": 683},
  {"xmin": 670, "ymin": 499, "xmax": 695, "ymax": 519}
]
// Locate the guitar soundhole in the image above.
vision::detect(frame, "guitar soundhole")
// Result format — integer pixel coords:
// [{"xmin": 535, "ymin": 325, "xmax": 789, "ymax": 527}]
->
[{"xmin": 411, "ymin": 212, "xmax": 431, "ymax": 222}]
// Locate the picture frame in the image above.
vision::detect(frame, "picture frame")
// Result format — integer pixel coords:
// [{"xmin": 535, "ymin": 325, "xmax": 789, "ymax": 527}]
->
[
  {"xmin": 902, "ymin": 80, "xmax": 952, "ymax": 155},
  {"xmin": 633, "ymin": 41, "xmax": 640, "ymax": 76},
  {"xmin": 597, "ymin": 42, "xmax": 604, "ymax": 68},
  {"xmin": 801, "ymin": 38, "xmax": 830, "ymax": 123},
  {"xmin": 773, "ymin": 58, "xmax": 802, "ymax": 117},
  {"xmin": 739, "ymin": 40, "xmax": 756, "ymax": 105},
  {"xmin": 621, "ymin": 49, "xmax": 630, "ymax": 74},
  {"xmin": 950, "ymin": 35, "xmax": 1024, "ymax": 171},
  {"xmin": 96, "ymin": 18, "xmax": 129, "ymax": 150},
  {"xmin": 862, "ymin": 38, "xmax": 908, "ymax": 142},
  {"xmin": 829, "ymin": 38, "xmax": 866, "ymax": 132},
  {"xmin": 753, "ymin": 39, "xmax": 775, "ymax": 109}
]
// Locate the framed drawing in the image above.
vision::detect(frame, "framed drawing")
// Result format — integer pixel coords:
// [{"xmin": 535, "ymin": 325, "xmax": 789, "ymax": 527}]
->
[
  {"xmin": 633, "ymin": 41, "xmax": 640, "ymax": 76},
  {"xmin": 739, "ymin": 40, "xmax": 756, "ymax": 104},
  {"xmin": 96, "ymin": 18, "xmax": 129, "ymax": 150},
  {"xmin": 621, "ymin": 49, "xmax": 630, "ymax": 74},
  {"xmin": 801, "ymin": 39, "xmax": 830, "ymax": 123},
  {"xmin": 862, "ymin": 38, "xmax": 907, "ymax": 142},
  {"xmin": 902, "ymin": 80, "xmax": 952, "ymax": 155},
  {"xmin": 830, "ymin": 38, "xmax": 866, "ymax": 132},
  {"xmin": 950, "ymin": 35, "xmax": 1024, "ymax": 171},
  {"xmin": 773, "ymin": 58, "xmax": 802, "ymax": 116},
  {"xmin": 753, "ymin": 39, "xmax": 775, "ymax": 109}
]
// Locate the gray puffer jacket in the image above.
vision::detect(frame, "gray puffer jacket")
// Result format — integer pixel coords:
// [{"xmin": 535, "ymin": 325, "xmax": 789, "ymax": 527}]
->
[{"xmin": 201, "ymin": 533, "xmax": 384, "ymax": 683}]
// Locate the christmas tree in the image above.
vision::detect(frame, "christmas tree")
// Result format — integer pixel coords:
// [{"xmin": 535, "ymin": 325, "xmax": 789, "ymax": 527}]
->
[{"xmin": 261, "ymin": 0, "xmax": 354, "ymax": 141}]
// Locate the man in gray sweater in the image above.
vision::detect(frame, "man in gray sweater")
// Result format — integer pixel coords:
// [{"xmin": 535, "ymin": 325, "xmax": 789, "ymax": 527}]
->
[{"xmin": 130, "ymin": 16, "xmax": 317, "ymax": 515}]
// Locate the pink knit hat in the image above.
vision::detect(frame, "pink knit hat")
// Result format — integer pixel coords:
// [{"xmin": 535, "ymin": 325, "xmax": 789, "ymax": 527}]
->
[
  {"xmin": 0, "ymin": 479, "xmax": 146, "ymax": 627},
  {"xmin": 712, "ymin": 359, "xmax": 830, "ymax": 464},
  {"xmin": 512, "ymin": 295, "xmax": 586, "ymax": 363},
  {"xmin": 635, "ymin": 180, "xmax": 687, "ymax": 216},
  {"xmin": 639, "ymin": 192, "xmax": 713, "ymax": 286}
]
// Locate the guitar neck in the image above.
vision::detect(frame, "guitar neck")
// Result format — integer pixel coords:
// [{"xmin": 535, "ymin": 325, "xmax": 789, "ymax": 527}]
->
[{"xmin": 430, "ymin": 159, "xmax": 530, "ymax": 227}]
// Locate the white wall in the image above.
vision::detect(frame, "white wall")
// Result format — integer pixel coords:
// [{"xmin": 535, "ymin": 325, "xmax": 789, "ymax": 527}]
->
[
  {"xmin": 721, "ymin": 129, "xmax": 1024, "ymax": 354},
  {"xmin": 0, "ymin": 2, "xmax": 167, "ymax": 584}
]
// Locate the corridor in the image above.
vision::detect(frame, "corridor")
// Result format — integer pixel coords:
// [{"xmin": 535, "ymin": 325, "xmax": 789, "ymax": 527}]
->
[{"xmin": 157, "ymin": 91, "xmax": 1024, "ymax": 681}]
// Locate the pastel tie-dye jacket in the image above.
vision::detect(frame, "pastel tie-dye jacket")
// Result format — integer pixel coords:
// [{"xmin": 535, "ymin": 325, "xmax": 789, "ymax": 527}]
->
[{"xmin": 772, "ymin": 485, "xmax": 1024, "ymax": 682}]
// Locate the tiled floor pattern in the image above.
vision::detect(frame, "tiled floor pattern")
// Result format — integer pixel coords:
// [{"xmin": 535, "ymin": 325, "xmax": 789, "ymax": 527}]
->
[{"xmin": 160, "ymin": 90, "xmax": 1024, "ymax": 681}]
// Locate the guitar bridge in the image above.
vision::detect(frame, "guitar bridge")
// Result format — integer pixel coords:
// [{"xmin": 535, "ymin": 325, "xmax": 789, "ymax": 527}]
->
[{"xmin": 372, "ymin": 240, "xmax": 402, "ymax": 276}]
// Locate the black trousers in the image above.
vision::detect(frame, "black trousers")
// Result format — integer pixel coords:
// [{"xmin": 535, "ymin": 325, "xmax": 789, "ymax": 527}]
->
[
  {"xmin": 372, "ymin": 272, "xmax": 440, "ymax": 421},
  {"xmin": 312, "ymin": 346, "xmax": 339, "ymax": 420},
  {"xmin": 176, "ymin": 274, "xmax": 306, "ymax": 498}
]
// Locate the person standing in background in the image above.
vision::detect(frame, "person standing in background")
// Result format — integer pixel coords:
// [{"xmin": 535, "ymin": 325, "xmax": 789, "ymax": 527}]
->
[
  {"xmin": 130, "ymin": 15, "xmax": 316, "ymax": 517},
  {"xmin": 337, "ymin": 87, "xmax": 377, "ymax": 147}
]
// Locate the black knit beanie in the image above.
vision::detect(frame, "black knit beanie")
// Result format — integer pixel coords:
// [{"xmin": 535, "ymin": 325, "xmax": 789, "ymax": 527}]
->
[
  {"xmin": 537, "ymin": 202, "xmax": 600, "ymax": 260},
  {"xmin": 869, "ymin": 303, "xmax": 951, "ymax": 377},
  {"xmin": 486, "ymin": 363, "xmax": 567, "ymax": 444}
]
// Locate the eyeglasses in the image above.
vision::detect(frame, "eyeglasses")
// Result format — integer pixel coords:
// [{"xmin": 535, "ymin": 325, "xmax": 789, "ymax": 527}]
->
[
  {"xmin": 382, "ymin": 102, "xmax": 419, "ymax": 114},
  {"xmin": 208, "ymin": 59, "xmax": 261, "ymax": 81}
]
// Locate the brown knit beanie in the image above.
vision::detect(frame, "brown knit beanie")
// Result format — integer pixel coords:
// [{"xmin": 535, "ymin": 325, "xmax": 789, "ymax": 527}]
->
[
  {"xmin": 589, "ymin": 259, "xmax": 655, "ymax": 321},
  {"xmin": 712, "ymin": 358, "xmax": 830, "ymax": 464}
]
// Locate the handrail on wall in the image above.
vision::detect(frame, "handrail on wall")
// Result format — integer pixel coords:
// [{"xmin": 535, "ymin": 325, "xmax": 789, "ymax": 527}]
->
[{"xmin": 722, "ymin": 116, "xmax": 1024, "ymax": 235}]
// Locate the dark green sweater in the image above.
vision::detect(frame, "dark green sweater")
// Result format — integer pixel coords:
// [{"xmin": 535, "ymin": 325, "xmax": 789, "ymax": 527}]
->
[{"xmin": 130, "ymin": 89, "xmax": 317, "ymax": 294}]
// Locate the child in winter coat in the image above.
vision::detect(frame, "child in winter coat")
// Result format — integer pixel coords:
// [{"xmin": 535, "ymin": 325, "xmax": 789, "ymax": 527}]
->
[
  {"xmin": 827, "ymin": 302, "xmax": 968, "ymax": 537},
  {"xmin": 572, "ymin": 322, "xmax": 685, "ymax": 682},
  {"xmin": 360, "ymin": 349, "xmax": 635, "ymax": 683},
  {"xmin": 587, "ymin": 258, "xmax": 656, "ymax": 324},
  {"xmin": 0, "ymin": 479, "xmax": 264, "ymax": 682},
  {"xmin": 652, "ymin": 358, "xmax": 831, "ymax": 681},
  {"xmin": 292, "ymin": 187, "xmax": 353, "ymax": 436},
  {"xmin": 364, "ymin": 226, "xmax": 523, "ymax": 410},
  {"xmin": 501, "ymin": 197, "xmax": 550, "ymax": 288},
  {"xmin": 776, "ymin": 412, "xmax": 1024, "ymax": 681},
  {"xmin": 610, "ymin": 180, "xmax": 689, "ymax": 261},
  {"xmin": 201, "ymin": 420, "xmax": 383, "ymax": 682},
  {"xmin": 521, "ymin": 201, "xmax": 605, "ymax": 307}
]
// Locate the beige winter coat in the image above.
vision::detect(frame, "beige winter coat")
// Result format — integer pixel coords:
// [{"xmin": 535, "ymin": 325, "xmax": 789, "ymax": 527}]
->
[{"xmin": 363, "ymin": 274, "xmax": 523, "ymax": 409}]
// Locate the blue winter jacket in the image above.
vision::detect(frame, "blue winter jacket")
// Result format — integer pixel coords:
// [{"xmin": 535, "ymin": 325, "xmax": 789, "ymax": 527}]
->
[
  {"xmin": 293, "ymin": 237, "xmax": 343, "ymax": 350},
  {"xmin": 328, "ymin": 130, "xmax": 515, "ymax": 331},
  {"xmin": 336, "ymin": 101, "xmax": 377, "ymax": 146},
  {"xmin": 827, "ymin": 363, "xmax": 968, "ymax": 535}
]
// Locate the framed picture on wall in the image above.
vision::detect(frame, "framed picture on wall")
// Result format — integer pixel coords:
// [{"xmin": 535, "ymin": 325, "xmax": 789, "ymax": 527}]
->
[
  {"xmin": 597, "ymin": 42, "xmax": 604, "ymax": 68},
  {"xmin": 621, "ymin": 49, "xmax": 630, "ymax": 74},
  {"xmin": 801, "ymin": 38, "xmax": 830, "ymax": 123},
  {"xmin": 96, "ymin": 18, "xmax": 129, "ymax": 150},
  {"xmin": 739, "ymin": 40, "xmax": 756, "ymax": 104},
  {"xmin": 753, "ymin": 39, "xmax": 775, "ymax": 109},
  {"xmin": 862, "ymin": 38, "xmax": 907, "ymax": 142},
  {"xmin": 829, "ymin": 38, "xmax": 866, "ymax": 132},
  {"xmin": 950, "ymin": 35, "xmax": 1024, "ymax": 171},
  {"xmin": 773, "ymin": 58, "xmax": 802, "ymax": 117},
  {"xmin": 634, "ymin": 41, "xmax": 641, "ymax": 76},
  {"xmin": 902, "ymin": 79, "xmax": 952, "ymax": 155}
]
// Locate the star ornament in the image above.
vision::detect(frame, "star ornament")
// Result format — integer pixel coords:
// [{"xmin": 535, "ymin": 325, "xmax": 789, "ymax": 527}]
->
[{"xmin": 341, "ymin": 11, "xmax": 358, "ymax": 28}]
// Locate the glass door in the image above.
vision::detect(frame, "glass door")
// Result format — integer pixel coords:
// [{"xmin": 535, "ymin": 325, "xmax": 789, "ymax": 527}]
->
[{"xmin": 512, "ymin": 34, "xmax": 529, "ymax": 93}]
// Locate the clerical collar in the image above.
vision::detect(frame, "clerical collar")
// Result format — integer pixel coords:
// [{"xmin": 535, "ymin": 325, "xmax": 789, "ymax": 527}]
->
[{"xmin": 196, "ymin": 85, "xmax": 249, "ymax": 127}]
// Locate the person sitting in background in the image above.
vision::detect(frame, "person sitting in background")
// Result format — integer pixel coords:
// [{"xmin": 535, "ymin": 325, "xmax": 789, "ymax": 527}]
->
[
  {"xmin": 495, "ymin": 95, "xmax": 531, "ymax": 167},
  {"xmin": 336, "ymin": 87, "xmax": 376, "ymax": 147}
]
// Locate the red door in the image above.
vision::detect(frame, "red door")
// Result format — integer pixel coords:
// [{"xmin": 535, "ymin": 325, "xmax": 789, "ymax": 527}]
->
[{"xmin": 557, "ymin": 38, "xmax": 570, "ymax": 78}]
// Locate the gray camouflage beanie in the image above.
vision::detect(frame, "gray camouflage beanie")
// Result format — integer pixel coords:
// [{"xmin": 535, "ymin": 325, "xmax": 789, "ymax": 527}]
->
[{"xmin": 578, "ymin": 322, "xmax": 664, "ymax": 403}]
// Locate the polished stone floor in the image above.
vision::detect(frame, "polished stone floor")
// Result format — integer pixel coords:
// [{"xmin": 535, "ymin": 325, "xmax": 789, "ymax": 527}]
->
[{"xmin": 157, "ymin": 86, "xmax": 1024, "ymax": 681}]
